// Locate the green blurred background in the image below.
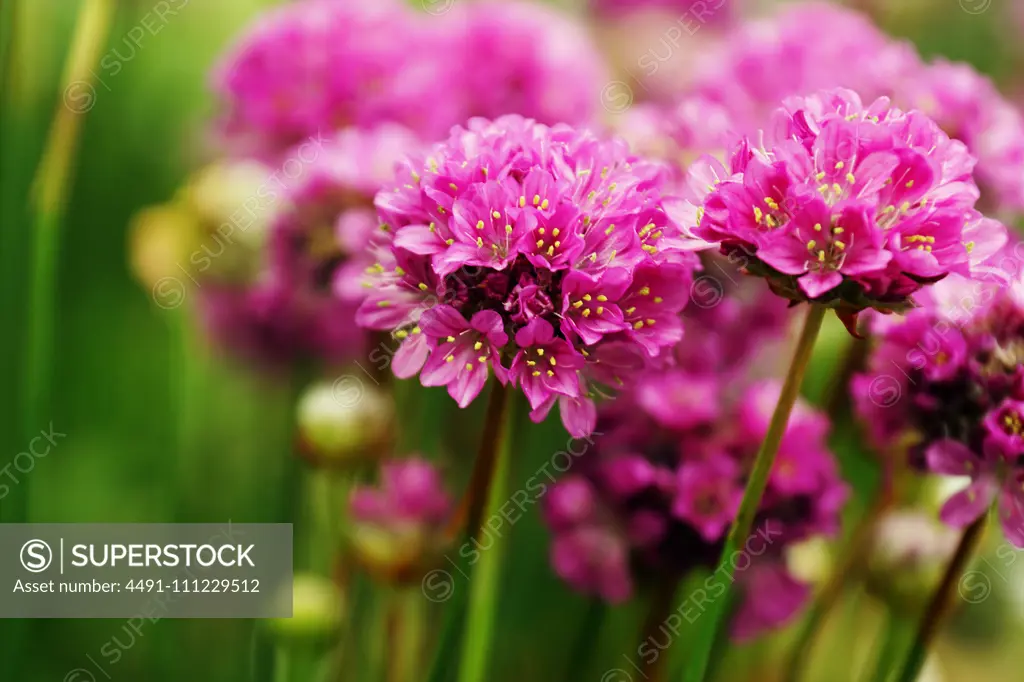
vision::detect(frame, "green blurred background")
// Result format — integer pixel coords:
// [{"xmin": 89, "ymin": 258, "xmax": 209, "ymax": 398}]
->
[{"xmin": 2, "ymin": 0, "xmax": 1023, "ymax": 680}]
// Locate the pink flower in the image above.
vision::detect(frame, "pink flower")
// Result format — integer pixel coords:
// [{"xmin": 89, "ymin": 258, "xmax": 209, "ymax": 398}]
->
[
  {"xmin": 672, "ymin": 455, "xmax": 743, "ymax": 542},
  {"xmin": 211, "ymin": 1, "xmax": 452, "ymax": 160},
  {"xmin": 927, "ymin": 438, "xmax": 1024, "ymax": 548},
  {"xmin": 854, "ymin": 265, "xmax": 1024, "ymax": 547},
  {"xmin": 440, "ymin": 1, "xmax": 609, "ymax": 128},
  {"xmin": 905, "ymin": 61, "xmax": 1024, "ymax": 215},
  {"xmin": 541, "ymin": 287, "xmax": 846, "ymax": 639},
  {"xmin": 349, "ymin": 457, "xmax": 453, "ymax": 580},
  {"xmin": 201, "ymin": 126, "xmax": 421, "ymax": 369},
  {"xmin": 690, "ymin": 89, "xmax": 1007, "ymax": 310},
  {"xmin": 354, "ymin": 116, "xmax": 700, "ymax": 436},
  {"xmin": 680, "ymin": 3, "xmax": 1024, "ymax": 217}
]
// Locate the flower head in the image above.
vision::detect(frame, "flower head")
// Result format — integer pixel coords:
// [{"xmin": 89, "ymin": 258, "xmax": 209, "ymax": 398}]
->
[
  {"xmin": 543, "ymin": 294, "xmax": 845, "ymax": 638},
  {"xmin": 439, "ymin": 1, "xmax": 609, "ymax": 128},
  {"xmin": 212, "ymin": 1, "xmax": 452, "ymax": 159},
  {"xmin": 689, "ymin": 88, "xmax": 1007, "ymax": 312},
  {"xmin": 904, "ymin": 60, "xmax": 1024, "ymax": 215},
  {"xmin": 684, "ymin": 3, "xmax": 1024, "ymax": 217},
  {"xmin": 349, "ymin": 458, "xmax": 452, "ymax": 583},
  {"xmin": 354, "ymin": 115, "xmax": 700, "ymax": 436},
  {"xmin": 201, "ymin": 126, "xmax": 420, "ymax": 368},
  {"xmin": 853, "ymin": 268, "xmax": 1024, "ymax": 546}
]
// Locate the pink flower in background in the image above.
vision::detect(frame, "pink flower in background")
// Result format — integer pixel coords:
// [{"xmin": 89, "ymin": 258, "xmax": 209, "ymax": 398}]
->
[
  {"xmin": 853, "ymin": 264, "xmax": 1024, "ymax": 547},
  {"xmin": 350, "ymin": 458, "xmax": 452, "ymax": 527},
  {"xmin": 439, "ymin": 1, "xmax": 609, "ymax": 128},
  {"xmin": 212, "ymin": 1, "xmax": 453, "ymax": 159},
  {"xmin": 354, "ymin": 115, "xmax": 701, "ymax": 436},
  {"xmin": 349, "ymin": 457, "xmax": 453, "ymax": 581},
  {"xmin": 690, "ymin": 88, "xmax": 1007, "ymax": 311},
  {"xmin": 904, "ymin": 61, "xmax": 1024, "ymax": 215},
  {"xmin": 591, "ymin": 0, "xmax": 735, "ymax": 25},
  {"xmin": 202, "ymin": 126, "xmax": 421, "ymax": 368},
  {"xmin": 688, "ymin": 3, "xmax": 919, "ymax": 133},
  {"xmin": 680, "ymin": 2, "xmax": 1024, "ymax": 217},
  {"xmin": 543, "ymin": 283, "xmax": 845, "ymax": 637}
]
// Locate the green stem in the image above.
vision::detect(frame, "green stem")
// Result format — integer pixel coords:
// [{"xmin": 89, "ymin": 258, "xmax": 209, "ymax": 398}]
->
[
  {"xmin": 447, "ymin": 382, "xmax": 510, "ymax": 540},
  {"xmin": 679, "ymin": 303, "xmax": 828, "ymax": 682},
  {"xmin": 394, "ymin": 586, "xmax": 427, "ymax": 682},
  {"xmin": 563, "ymin": 599, "xmax": 608, "ymax": 680},
  {"xmin": 16, "ymin": 0, "xmax": 112, "ymax": 524},
  {"xmin": 272, "ymin": 645, "xmax": 292, "ymax": 682},
  {"xmin": 456, "ymin": 384, "xmax": 516, "ymax": 682},
  {"xmin": 866, "ymin": 613, "xmax": 913, "ymax": 682},
  {"xmin": 894, "ymin": 516, "xmax": 986, "ymax": 682}
]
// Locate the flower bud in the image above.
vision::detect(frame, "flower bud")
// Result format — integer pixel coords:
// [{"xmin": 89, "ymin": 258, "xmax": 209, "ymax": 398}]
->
[
  {"xmin": 128, "ymin": 203, "xmax": 196, "ymax": 291},
  {"xmin": 179, "ymin": 160, "xmax": 276, "ymax": 284},
  {"xmin": 266, "ymin": 573, "xmax": 343, "ymax": 641},
  {"xmin": 348, "ymin": 458, "xmax": 452, "ymax": 584},
  {"xmin": 296, "ymin": 378, "xmax": 393, "ymax": 467},
  {"xmin": 866, "ymin": 510, "xmax": 959, "ymax": 611}
]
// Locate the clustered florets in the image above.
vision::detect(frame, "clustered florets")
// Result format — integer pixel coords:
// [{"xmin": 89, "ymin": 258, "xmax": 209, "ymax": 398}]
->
[
  {"xmin": 543, "ymin": 278, "xmax": 846, "ymax": 637},
  {"xmin": 853, "ymin": 270, "xmax": 1024, "ymax": 546},
  {"xmin": 354, "ymin": 115, "xmax": 701, "ymax": 436},
  {"xmin": 687, "ymin": 89, "xmax": 1007, "ymax": 312}
]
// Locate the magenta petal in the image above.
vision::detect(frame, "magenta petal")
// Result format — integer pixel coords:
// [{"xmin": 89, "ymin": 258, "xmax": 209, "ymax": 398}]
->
[
  {"xmin": 419, "ymin": 305, "xmax": 467, "ymax": 338},
  {"xmin": 758, "ymin": 237, "xmax": 809, "ymax": 276},
  {"xmin": 925, "ymin": 439, "xmax": 979, "ymax": 476},
  {"xmin": 449, "ymin": 364, "xmax": 489, "ymax": 408},
  {"xmin": 998, "ymin": 485, "xmax": 1024, "ymax": 548},
  {"xmin": 560, "ymin": 396, "xmax": 596, "ymax": 438},
  {"xmin": 939, "ymin": 478, "xmax": 997, "ymax": 528},
  {"xmin": 798, "ymin": 270, "xmax": 843, "ymax": 298},
  {"xmin": 393, "ymin": 224, "xmax": 443, "ymax": 255},
  {"xmin": 392, "ymin": 335, "xmax": 430, "ymax": 379}
]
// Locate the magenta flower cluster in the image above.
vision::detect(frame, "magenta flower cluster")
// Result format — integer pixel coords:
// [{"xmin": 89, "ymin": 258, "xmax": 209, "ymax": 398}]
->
[
  {"xmin": 543, "ymin": 285, "xmax": 845, "ymax": 637},
  {"xmin": 690, "ymin": 88, "xmax": 1007, "ymax": 309},
  {"xmin": 681, "ymin": 2, "xmax": 1024, "ymax": 215},
  {"xmin": 201, "ymin": 125, "xmax": 420, "ymax": 368},
  {"xmin": 354, "ymin": 115, "xmax": 700, "ymax": 437},
  {"xmin": 350, "ymin": 457, "xmax": 452, "ymax": 530},
  {"xmin": 212, "ymin": 0, "xmax": 608, "ymax": 161},
  {"xmin": 853, "ymin": 272, "xmax": 1024, "ymax": 546}
]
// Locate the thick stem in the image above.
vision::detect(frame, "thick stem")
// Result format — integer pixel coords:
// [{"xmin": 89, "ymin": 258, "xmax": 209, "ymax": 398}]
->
[
  {"xmin": 446, "ymin": 382, "xmax": 510, "ymax": 540},
  {"xmin": 895, "ymin": 516, "xmax": 986, "ymax": 682},
  {"xmin": 679, "ymin": 303, "xmax": 828, "ymax": 682},
  {"xmin": 456, "ymin": 384, "xmax": 516, "ymax": 682}
]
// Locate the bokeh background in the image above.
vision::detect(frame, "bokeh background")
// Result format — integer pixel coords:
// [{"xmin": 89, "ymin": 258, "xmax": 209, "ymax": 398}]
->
[{"xmin": 2, "ymin": 0, "xmax": 1024, "ymax": 680}]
